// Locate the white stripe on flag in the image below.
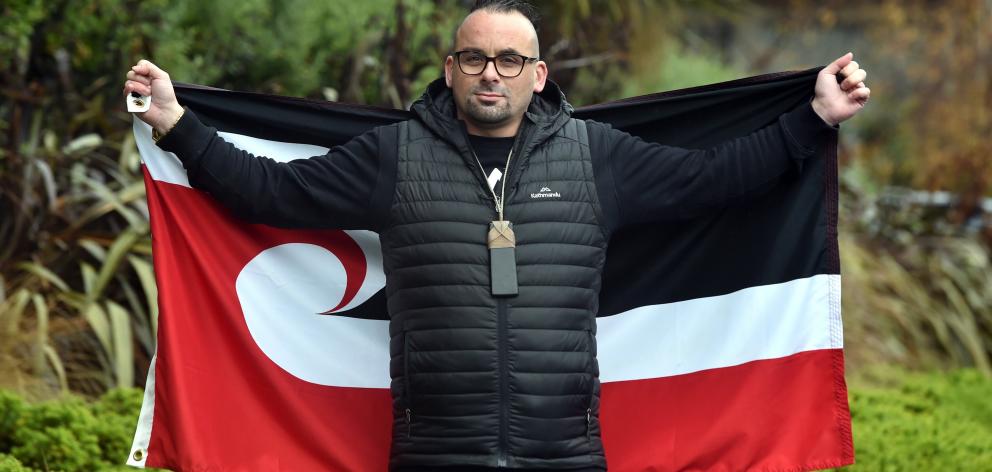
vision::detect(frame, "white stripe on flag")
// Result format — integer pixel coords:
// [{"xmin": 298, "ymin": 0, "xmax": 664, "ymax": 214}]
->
[
  {"xmin": 233, "ymin": 266, "xmax": 839, "ymax": 389},
  {"xmin": 598, "ymin": 273, "xmax": 841, "ymax": 383}
]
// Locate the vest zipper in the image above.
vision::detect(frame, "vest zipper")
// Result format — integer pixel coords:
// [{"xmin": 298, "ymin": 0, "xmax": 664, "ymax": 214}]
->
[
  {"xmin": 405, "ymin": 408, "xmax": 412, "ymax": 439},
  {"xmin": 497, "ymin": 297, "xmax": 509, "ymax": 468},
  {"xmin": 458, "ymin": 118, "xmax": 528, "ymax": 469},
  {"xmin": 586, "ymin": 408, "xmax": 593, "ymax": 440},
  {"xmin": 404, "ymin": 330, "xmax": 413, "ymax": 439},
  {"xmin": 587, "ymin": 328, "xmax": 595, "ymax": 443}
]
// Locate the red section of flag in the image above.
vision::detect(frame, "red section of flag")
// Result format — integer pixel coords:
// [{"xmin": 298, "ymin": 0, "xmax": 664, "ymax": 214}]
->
[
  {"xmin": 143, "ymin": 171, "xmax": 392, "ymax": 471},
  {"xmin": 600, "ymin": 348, "xmax": 854, "ymax": 472}
]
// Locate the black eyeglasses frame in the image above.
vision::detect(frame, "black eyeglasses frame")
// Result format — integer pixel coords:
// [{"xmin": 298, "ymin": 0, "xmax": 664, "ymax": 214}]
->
[{"xmin": 451, "ymin": 50, "xmax": 539, "ymax": 78}]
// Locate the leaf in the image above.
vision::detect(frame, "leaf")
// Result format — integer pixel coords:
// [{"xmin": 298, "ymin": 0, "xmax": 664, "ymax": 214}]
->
[
  {"xmin": 118, "ymin": 275, "xmax": 153, "ymax": 357},
  {"xmin": 88, "ymin": 225, "xmax": 146, "ymax": 303},
  {"xmin": 61, "ymin": 133, "xmax": 103, "ymax": 155},
  {"xmin": 78, "ymin": 239, "xmax": 108, "ymax": 261},
  {"xmin": 83, "ymin": 303, "xmax": 112, "ymax": 358},
  {"xmin": 16, "ymin": 262, "xmax": 70, "ymax": 292},
  {"xmin": 30, "ymin": 294, "xmax": 49, "ymax": 377},
  {"xmin": 118, "ymin": 129, "xmax": 142, "ymax": 173},
  {"xmin": 42, "ymin": 344, "xmax": 69, "ymax": 393},
  {"xmin": 80, "ymin": 262, "xmax": 97, "ymax": 294},
  {"xmin": 32, "ymin": 158, "xmax": 58, "ymax": 211},
  {"xmin": 56, "ymin": 291, "xmax": 87, "ymax": 311},
  {"xmin": 0, "ymin": 289, "xmax": 31, "ymax": 336},
  {"xmin": 107, "ymin": 301, "xmax": 134, "ymax": 388},
  {"xmin": 129, "ymin": 255, "xmax": 159, "ymax": 341},
  {"xmin": 77, "ymin": 175, "xmax": 144, "ymax": 229}
]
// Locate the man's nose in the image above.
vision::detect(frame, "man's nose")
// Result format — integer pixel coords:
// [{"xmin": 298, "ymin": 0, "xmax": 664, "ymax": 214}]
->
[{"xmin": 480, "ymin": 59, "xmax": 501, "ymax": 82}]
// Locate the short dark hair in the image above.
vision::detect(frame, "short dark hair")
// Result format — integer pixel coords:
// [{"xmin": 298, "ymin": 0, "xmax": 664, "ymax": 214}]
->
[
  {"xmin": 469, "ymin": 0, "xmax": 540, "ymax": 25},
  {"xmin": 453, "ymin": 0, "xmax": 541, "ymax": 55}
]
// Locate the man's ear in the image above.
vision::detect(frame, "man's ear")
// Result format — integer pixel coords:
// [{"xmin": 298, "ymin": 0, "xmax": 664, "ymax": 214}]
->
[
  {"xmin": 444, "ymin": 56, "xmax": 454, "ymax": 88},
  {"xmin": 533, "ymin": 60, "xmax": 548, "ymax": 93}
]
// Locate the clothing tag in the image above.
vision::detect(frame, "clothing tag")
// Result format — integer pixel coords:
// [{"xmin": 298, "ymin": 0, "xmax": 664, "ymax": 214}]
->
[
  {"xmin": 488, "ymin": 221, "xmax": 518, "ymax": 296},
  {"xmin": 127, "ymin": 92, "xmax": 151, "ymax": 113},
  {"xmin": 486, "ymin": 168, "xmax": 503, "ymax": 192}
]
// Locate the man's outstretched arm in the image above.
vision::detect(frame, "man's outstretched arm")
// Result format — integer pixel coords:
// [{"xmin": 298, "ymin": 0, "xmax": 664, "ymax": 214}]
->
[
  {"xmin": 592, "ymin": 53, "xmax": 868, "ymax": 230},
  {"xmin": 124, "ymin": 59, "xmax": 395, "ymax": 231}
]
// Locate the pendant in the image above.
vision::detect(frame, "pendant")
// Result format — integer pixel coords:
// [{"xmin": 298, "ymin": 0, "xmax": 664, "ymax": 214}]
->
[{"xmin": 488, "ymin": 220, "xmax": 518, "ymax": 296}]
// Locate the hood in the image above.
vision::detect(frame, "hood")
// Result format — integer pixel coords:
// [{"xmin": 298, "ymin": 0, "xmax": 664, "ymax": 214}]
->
[{"xmin": 409, "ymin": 77, "xmax": 575, "ymax": 158}]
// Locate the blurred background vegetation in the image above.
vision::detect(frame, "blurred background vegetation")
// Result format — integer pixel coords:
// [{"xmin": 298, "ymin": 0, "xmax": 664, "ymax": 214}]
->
[{"xmin": 1, "ymin": 0, "xmax": 990, "ymax": 470}]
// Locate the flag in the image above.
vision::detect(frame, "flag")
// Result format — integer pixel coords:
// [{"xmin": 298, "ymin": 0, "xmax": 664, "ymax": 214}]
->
[{"xmin": 128, "ymin": 68, "xmax": 853, "ymax": 471}]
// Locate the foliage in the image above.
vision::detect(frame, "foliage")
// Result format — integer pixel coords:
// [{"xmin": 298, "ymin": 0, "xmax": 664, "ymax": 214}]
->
[
  {"xmin": 864, "ymin": 0, "xmax": 990, "ymax": 208},
  {"xmin": 9, "ymin": 397, "xmax": 103, "ymax": 471},
  {"xmin": 765, "ymin": 0, "xmax": 991, "ymax": 209},
  {"xmin": 151, "ymin": 0, "xmax": 463, "ymax": 106},
  {"xmin": 0, "ymin": 392, "xmax": 25, "ymax": 454},
  {"xmin": 839, "ymin": 163, "xmax": 992, "ymax": 376},
  {"xmin": 0, "ymin": 388, "xmax": 148, "ymax": 472},
  {"xmin": 0, "ymin": 454, "xmax": 28, "ymax": 472},
  {"xmin": 832, "ymin": 368, "xmax": 992, "ymax": 471},
  {"xmin": 2, "ymin": 0, "xmax": 165, "ymax": 398}
]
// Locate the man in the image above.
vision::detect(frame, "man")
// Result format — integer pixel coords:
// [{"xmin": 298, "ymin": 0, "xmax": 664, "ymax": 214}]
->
[{"xmin": 123, "ymin": 1, "xmax": 869, "ymax": 470}]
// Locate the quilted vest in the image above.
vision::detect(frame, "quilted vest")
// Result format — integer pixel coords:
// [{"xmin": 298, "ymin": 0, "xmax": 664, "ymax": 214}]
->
[{"xmin": 382, "ymin": 80, "xmax": 609, "ymax": 470}]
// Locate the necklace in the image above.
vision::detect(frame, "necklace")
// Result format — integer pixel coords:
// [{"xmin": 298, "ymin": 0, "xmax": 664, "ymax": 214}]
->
[
  {"xmin": 472, "ymin": 149, "xmax": 513, "ymax": 221},
  {"xmin": 471, "ymin": 147, "xmax": 518, "ymax": 296}
]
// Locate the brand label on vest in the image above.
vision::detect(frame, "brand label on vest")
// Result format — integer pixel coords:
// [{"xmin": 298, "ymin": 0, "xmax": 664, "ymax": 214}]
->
[{"xmin": 530, "ymin": 186, "xmax": 561, "ymax": 199}]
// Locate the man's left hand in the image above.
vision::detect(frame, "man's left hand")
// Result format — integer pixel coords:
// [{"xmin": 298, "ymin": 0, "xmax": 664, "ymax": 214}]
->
[{"xmin": 812, "ymin": 52, "xmax": 870, "ymax": 126}]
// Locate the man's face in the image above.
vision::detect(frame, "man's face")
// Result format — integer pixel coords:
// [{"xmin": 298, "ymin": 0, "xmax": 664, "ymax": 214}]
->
[{"xmin": 444, "ymin": 10, "xmax": 548, "ymax": 133}]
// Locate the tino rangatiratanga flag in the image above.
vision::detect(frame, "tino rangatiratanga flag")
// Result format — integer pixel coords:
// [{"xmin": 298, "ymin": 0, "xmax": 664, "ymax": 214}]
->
[{"xmin": 127, "ymin": 67, "xmax": 854, "ymax": 471}]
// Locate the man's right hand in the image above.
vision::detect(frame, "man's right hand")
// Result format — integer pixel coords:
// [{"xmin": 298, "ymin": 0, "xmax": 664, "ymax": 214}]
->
[{"xmin": 123, "ymin": 59, "xmax": 185, "ymax": 134}]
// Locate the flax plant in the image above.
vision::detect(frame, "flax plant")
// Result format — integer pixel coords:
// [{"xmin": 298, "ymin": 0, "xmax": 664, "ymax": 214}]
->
[{"xmin": 1, "ymin": 99, "xmax": 156, "ymax": 398}]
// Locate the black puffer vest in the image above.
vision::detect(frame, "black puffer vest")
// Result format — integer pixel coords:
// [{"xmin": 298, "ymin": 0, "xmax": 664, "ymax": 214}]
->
[{"xmin": 383, "ymin": 79, "xmax": 609, "ymax": 470}]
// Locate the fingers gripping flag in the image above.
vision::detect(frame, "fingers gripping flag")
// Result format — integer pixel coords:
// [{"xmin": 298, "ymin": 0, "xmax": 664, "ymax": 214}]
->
[{"xmin": 128, "ymin": 68, "xmax": 853, "ymax": 471}]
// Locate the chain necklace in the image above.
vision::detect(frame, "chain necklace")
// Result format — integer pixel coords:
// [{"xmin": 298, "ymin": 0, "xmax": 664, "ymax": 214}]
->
[{"xmin": 471, "ymin": 148, "xmax": 513, "ymax": 221}]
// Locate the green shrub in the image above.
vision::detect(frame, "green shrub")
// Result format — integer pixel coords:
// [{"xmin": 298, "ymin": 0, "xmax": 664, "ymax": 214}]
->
[
  {"xmin": 836, "ymin": 368, "xmax": 992, "ymax": 470},
  {"xmin": 10, "ymin": 397, "xmax": 102, "ymax": 471},
  {"xmin": 0, "ymin": 392, "xmax": 25, "ymax": 453},
  {"xmin": 0, "ymin": 453, "xmax": 28, "ymax": 472},
  {"xmin": 0, "ymin": 388, "xmax": 144, "ymax": 472},
  {"xmin": 91, "ymin": 388, "xmax": 146, "ymax": 466}
]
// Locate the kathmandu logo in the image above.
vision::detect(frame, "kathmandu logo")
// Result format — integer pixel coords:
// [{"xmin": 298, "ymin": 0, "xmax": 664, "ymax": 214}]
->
[{"xmin": 530, "ymin": 186, "xmax": 561, "ymax": 199}]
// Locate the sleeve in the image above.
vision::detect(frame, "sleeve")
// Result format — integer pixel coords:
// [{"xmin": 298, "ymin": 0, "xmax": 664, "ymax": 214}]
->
[
  {"xmin": 155, "ymin": 107, "xmax": 396, "ymax": 231},
  {"xmin": 596, "ymin": 101, "xmax": 837, "ymax": 228}
]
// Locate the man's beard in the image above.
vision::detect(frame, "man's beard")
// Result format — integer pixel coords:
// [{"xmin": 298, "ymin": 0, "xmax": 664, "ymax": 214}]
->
[{"xmin": 463, "ymin": 85, "xmax": 513, "ymax": 124}]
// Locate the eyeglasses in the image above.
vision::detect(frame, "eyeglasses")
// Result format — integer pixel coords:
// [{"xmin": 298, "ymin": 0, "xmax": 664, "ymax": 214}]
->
[{"xmin": 452, "ymin": 50, "xmax": 538, "ymax": 78}]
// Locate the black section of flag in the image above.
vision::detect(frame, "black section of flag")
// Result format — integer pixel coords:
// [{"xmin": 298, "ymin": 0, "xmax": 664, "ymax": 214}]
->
[{"xmin": 170, "ymin": 67, "xmax": 837, "ymax": 319}]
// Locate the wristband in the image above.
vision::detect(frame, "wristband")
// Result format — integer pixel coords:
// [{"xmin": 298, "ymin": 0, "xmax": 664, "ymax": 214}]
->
[{"xmin": 153, "ymin": 107, "xmax": 186, "ymax": 143}]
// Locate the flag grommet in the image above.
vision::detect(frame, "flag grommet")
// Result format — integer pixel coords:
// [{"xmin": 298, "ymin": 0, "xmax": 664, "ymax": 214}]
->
[{"xmin": 132, "ymin": 449, "xmax": 145, "ymax": 461}]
